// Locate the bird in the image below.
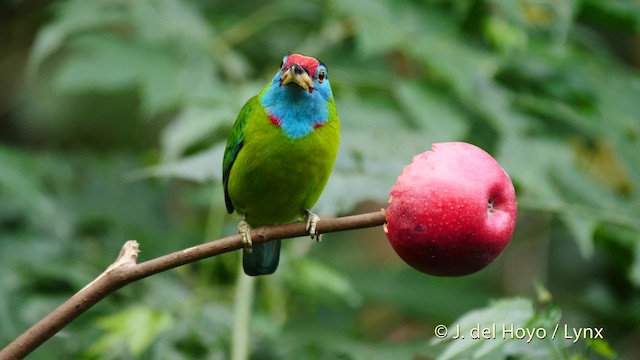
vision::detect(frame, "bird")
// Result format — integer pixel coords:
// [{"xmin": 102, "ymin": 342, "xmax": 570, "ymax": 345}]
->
[{"xmin": 222, "ymin": 53, "xmax": 340, "ymax": 276}]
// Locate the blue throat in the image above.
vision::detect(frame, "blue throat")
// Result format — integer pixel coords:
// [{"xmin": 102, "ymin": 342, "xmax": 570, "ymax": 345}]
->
[{"xmin": 260, "ymin": 83, "xmax": 330, "ymax": 139}]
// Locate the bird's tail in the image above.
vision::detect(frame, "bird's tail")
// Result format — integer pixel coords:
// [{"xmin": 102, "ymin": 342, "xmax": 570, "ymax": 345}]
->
[{"xmin": 242, "ymin": 239, "xmax": 281, "ymax": 276}]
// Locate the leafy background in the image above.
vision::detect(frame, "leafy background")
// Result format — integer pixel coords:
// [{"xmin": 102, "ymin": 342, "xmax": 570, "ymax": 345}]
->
[{"xmin": 1, "ymin": 0, "xmax": 639, "ymax": 359}]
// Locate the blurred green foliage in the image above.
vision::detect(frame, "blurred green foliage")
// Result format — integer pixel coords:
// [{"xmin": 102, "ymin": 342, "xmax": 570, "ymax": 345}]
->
[{"xmin": 1, "ymin": 0, "xmax": 640, "ymax": 359}]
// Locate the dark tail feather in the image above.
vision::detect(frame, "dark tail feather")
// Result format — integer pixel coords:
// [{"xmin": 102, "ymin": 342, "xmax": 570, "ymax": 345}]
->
[{"xmin": 242, "ymin": 239, "xmax": 281, "ymax": 276}]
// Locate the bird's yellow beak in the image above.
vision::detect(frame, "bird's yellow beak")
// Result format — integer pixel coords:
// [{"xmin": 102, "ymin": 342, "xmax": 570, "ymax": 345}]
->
[{"xmin": 280, "ymin": 64, "xmax": 315, "ymax": 93}]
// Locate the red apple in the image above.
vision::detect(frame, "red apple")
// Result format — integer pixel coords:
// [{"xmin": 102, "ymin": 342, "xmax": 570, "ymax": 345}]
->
[{"xmin": 384, "ymin": 142, "xmax": 517, "ymax": 276}]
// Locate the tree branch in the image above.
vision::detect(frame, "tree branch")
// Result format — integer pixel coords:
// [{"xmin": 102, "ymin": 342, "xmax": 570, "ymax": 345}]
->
[{"xmin": 0, "ymin": 210, "xmax": 387, "ymax": 359}]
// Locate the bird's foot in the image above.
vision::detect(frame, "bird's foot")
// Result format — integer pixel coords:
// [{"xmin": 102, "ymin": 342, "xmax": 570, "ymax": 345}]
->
[
  {"xmin": 238, "ymin": 218, "xmax": 253, "ymax": 253},
  {"xmin": 305, "ymin": 210, "xmax": 322, "ymax": 242}
]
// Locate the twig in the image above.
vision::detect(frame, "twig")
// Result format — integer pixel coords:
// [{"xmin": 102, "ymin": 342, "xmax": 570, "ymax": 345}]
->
[{"xmin": 0, "ymin": 210, "xmax": 387, "ymax": 359}]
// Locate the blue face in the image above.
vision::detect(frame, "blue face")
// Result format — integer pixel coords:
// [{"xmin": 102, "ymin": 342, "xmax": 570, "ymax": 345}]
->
[
  {"xmin": 261, "ymin": 54, "xmax": 333, "ymax": 139},
  {"xmin": 310, "ymin": 63, "xmax": 332, "ymax": 101},
  {"xmin": 271, "ymin": 54, "xmax": 333, "ymax": 101}
]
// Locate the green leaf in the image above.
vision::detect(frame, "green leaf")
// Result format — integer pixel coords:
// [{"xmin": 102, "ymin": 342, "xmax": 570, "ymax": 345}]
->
[
  {"xmin": 587, "ymin": 338, "xmax": 617, "ymax": 359},
  {"xmin": 629, "ymin": 240, "xmax": 640, "ymax": 287},
  {"xmin": 127, "ymin": 143, "xmax": 224, "ymax": 183},
  {"xmin": 432, "ymin": 298, "xmax": 572, "ymax": 360},
  {"xmin": 285, "ymin": 257, "xmax": 362, "ymax": 307},
  {"xmin": 53, "ymin": 34, "xmax": 147, "ymax": 90},
  {"xmin": 26, "ymin": 0, "xmax": 129, "ymax": 80},
  {"xmin": 580, "ymin": 0, "xmax": 640, "ymax": 32},
  {"xmin": 561, "ymin": 213, "xmax": 596, "ymax": 258},
  {"xmin": 129, "ymin": 0, "xmax": 214, "ymax": 46},
  {"xmin": 432, "ymin": 298, "xmax": 535, "ymax": 360},
  {"xmin": 161, "ymin": 107, "xmax": 233, "ymax": 162},
  {"xmin": 0, "ymin": 146, "xmax": 71, "ymax": 238},
  {"xmin": 53, "ymin": 33, "xmax": 184, "ymax": 115},
  {"xmin": 335, "ymin": 0, "xmax": 405, "ymax": 56},
  {"xmin": 483, "ymin": 16, "xmax": 528, "ymax": 52},
  {"xmin": 487, "ymin": 0, "xmax": 578, "ymax": 44},
  {"xmin": 497, "ymin": 135, "xmax": 572, "ymax": 199},
  {"xmin": 86, "ymin": 306, "xmax": 172, "ymax": 358},
  {"xmin": 393, "ymin": 80, "xmax": 469, "ymax": 141}
]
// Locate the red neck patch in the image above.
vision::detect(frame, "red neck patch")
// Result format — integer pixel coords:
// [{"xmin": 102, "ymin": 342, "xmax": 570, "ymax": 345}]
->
[
  {"xmin": 269, "ymin": 114, "xmax": 281, "ymax": 127},
  {"xmin": 268, "ymin": 114, "xmax": 325, "ymax": 130},
  {"xmin": 285, "ymin": 54, "xmax": 320, "ymax": 76}
]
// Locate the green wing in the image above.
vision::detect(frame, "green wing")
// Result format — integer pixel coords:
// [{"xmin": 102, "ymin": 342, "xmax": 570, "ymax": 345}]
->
[{"xmin": 223, "ymin": 95, "xmax": 257, "ymax": 214}]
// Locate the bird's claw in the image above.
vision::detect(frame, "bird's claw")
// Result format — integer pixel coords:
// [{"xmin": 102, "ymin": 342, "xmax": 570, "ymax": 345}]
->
[
  {"xmin": 238, "ymin": 219, "xmax": 253, "ymax": 253},
  {"xmin": 305, "ymin": 210, "xmax": 321, "ymax": 242}
]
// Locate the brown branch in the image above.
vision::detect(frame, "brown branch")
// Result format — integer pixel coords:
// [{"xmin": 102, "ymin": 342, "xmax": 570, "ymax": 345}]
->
[{"xmin": 0, "ymin": 210, "xmax": 387, "ymax": 359}]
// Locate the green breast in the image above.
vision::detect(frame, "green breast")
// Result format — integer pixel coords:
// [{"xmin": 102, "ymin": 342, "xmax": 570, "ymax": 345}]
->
[{"xmin": 226, "ymin": 100, "xmax": 339, "ymax": 226}]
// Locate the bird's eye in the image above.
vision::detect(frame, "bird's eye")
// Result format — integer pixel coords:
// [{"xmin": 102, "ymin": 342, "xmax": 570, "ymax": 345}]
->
[
  {"xmin": 317, "ymin": 70, "xmax": 326, "ymax": 83},
  {"xmin": 279, "ymin": 60, "xmax": 284, "ymax": 70}
]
